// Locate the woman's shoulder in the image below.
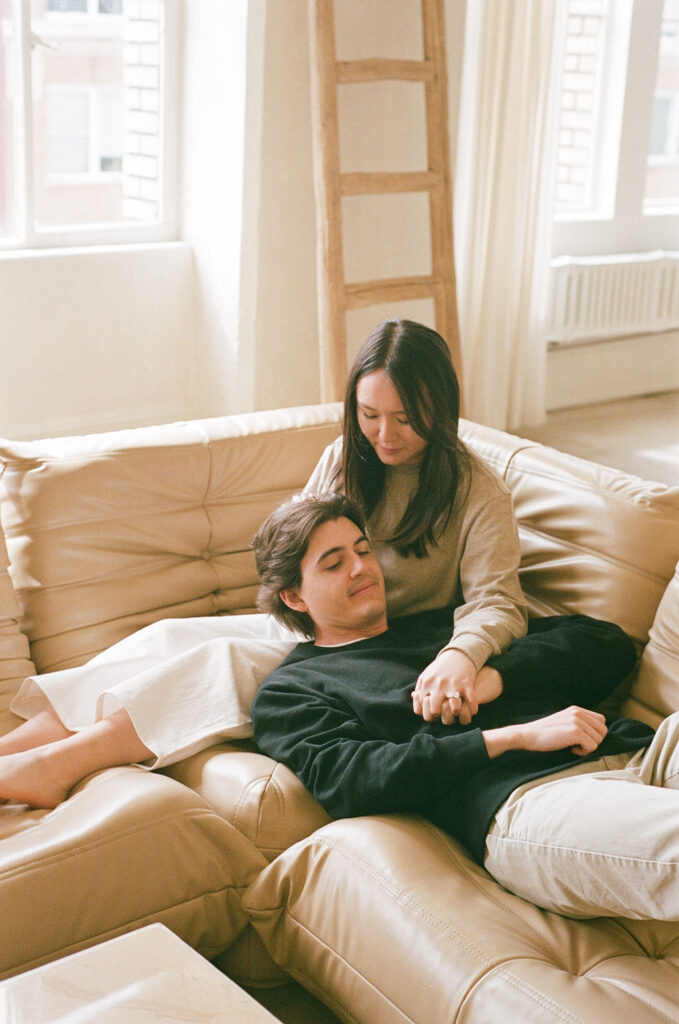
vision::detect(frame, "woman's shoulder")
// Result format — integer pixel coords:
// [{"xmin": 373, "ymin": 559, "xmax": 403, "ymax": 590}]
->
[
  {"xmin": 318, "ymin": 435, "xmax": 344, "ymax": 469},
  {"xmin": 458, "ymin": 440, "xmax": 512, "ymax": 500},
  {"xmin": 304, "ymin": 435, "xmax": 344, "ymax": 493}
]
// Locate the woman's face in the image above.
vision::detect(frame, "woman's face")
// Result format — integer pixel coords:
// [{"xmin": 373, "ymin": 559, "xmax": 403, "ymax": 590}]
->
[{"xmin": 355, "ymin": 369, "xmax": 428, "ymax": 467}]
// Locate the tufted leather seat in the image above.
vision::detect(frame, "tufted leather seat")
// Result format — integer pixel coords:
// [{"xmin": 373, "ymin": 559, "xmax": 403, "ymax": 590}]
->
[{"xmin": 0, "ymin": 404, "xmax": 678, "ymax": 1020}]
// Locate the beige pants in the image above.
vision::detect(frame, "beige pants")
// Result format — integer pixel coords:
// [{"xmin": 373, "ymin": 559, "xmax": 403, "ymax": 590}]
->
[{"xmin": 484, "ymin": 712, "xmax": 679, "ymax": 919}]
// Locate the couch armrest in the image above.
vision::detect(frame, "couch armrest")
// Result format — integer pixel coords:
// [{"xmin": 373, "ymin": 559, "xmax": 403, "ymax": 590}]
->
[{"xmin": 162, "ymin": 741, "xmax": 331, "ymax": 861}]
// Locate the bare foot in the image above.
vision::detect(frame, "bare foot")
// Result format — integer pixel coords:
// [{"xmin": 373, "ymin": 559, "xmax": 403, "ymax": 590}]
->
[{"xmin": 0, "ymin": 748, "xmax": 74, "ymax": 808}]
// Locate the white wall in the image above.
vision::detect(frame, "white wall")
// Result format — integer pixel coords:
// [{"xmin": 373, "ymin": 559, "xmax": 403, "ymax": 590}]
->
[
  {"xmin": 250, "ymin": 0, "xmax": 320, "ymax": 410},
  {"xmin": 0, "ymin": 242, "xmax": 193, "ymax": 439},
  {"xmin": 180, "ymin": 0, "xmax": 263, "ymax": 417}
]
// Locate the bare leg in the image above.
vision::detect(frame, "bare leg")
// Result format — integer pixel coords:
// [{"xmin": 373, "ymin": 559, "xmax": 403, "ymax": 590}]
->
[
  {"xmin": 0, "ymin": 708, "xmax": 74, "ymax": 757},
  {"xmin": 0, "ymin": 709, "xmax": 153, "ymax": 808}
]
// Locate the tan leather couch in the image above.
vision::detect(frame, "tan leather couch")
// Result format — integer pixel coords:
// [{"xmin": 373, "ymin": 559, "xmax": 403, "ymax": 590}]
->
[{"xmin": 0, "ymin": 405, "xmax": 678, "ymax": 1023}]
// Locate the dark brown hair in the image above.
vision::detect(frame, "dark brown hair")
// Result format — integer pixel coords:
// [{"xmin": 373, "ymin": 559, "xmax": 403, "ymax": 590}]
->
[
  {"xmin": 341, "ymin": 319, "xmax": 468, "ymax": 557},
  {"xmin": 253, "ymin": 493, "xmax": 366, "ymax": 638}
]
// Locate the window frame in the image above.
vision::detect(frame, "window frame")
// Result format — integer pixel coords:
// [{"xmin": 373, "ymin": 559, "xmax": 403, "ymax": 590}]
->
[
  {"xmin": 1, "ymin": 0, "xmax": 179, "ymax": 251},
  {"xmin": 46, "ymin": 0, "xmax": 122, "ymax": 14},
  {"xmin": 553, "ymin": 0, "xmax": 679, "ymax": 259}
]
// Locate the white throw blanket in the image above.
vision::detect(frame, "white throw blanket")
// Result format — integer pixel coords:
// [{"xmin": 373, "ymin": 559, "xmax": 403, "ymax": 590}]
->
[{"xmin": 11, "ymin": 615, "xmax": 298, "ymax": 768}]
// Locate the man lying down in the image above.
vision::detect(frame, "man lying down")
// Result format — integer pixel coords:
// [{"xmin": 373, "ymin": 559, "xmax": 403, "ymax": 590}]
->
[{"xmin": 250, "ymin": 493, "xmax": 678, "ymax": 921}]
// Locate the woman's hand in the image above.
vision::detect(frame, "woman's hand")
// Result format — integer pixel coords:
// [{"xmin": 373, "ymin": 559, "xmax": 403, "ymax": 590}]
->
[{"xmin": 412, "ymin": 649, "xmax": 478, "ymax": 725}]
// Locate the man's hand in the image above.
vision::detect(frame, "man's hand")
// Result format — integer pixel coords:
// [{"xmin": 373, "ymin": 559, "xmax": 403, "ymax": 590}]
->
[
  {"xmin": 412, "ymin": 649, "xmax": 478, "ymax": 725},
  {"xmin": 474, "ymin": 665, "xmax": 503, "ymax": 706},
  {"xmin": 483, "ymin": 706, "xmax": 608, "ymax": 759}
]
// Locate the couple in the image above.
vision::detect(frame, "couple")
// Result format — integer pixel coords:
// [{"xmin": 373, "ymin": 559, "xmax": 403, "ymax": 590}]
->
[{"xmin": 0, "ymin": 319, "xmax": 677, "ymax": 919}]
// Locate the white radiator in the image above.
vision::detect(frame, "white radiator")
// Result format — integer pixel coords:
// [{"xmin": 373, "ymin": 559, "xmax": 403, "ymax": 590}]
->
[{"xmin": 548, "ymin": 251, "xmax": 679, "ymax": 346}]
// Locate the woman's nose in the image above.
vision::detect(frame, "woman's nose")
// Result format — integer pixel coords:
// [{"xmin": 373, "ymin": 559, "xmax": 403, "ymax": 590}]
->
[{"xmin": 378, "ymin": 418, "xmax": 395, "ymax": 441}]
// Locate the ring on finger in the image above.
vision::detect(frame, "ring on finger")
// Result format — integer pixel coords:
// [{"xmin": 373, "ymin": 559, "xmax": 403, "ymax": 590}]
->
[{"xmin": 446, "ymin": 691, "xmax": 461, "ymax": 701}]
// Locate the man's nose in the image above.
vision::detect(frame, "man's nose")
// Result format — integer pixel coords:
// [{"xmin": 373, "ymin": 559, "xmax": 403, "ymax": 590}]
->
[{"xmin": 349, "ymin": 553, "xmax": 367, "ymax": 576}]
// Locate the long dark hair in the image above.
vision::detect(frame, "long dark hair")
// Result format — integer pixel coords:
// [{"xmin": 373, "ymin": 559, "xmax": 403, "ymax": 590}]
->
[{"xmin": 341, "ymin": 319, "xmax": 468, "ymax": 558}]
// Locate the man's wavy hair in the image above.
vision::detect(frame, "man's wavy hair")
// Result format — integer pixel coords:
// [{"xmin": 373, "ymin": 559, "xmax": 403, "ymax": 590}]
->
[{"xmin": 253, "ymin": 492, "xmax": 366, "ymax": 639}]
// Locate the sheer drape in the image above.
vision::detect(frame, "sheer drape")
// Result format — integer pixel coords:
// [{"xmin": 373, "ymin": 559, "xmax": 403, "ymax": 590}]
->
[{"xmin": 454, "ymin": 0, "xmax": 567, "ymax": 430}]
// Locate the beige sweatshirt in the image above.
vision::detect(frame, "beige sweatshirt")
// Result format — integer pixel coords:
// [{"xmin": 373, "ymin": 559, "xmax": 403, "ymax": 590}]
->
[{"xmin": 304, "ymin": 437, "xmax": 528, "ymax": 669}]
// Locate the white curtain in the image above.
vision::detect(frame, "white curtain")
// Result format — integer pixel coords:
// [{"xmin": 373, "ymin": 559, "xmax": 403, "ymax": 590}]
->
[{"xmin": 454, "ymin": 0, "xmax": 568, "ymax": 430}]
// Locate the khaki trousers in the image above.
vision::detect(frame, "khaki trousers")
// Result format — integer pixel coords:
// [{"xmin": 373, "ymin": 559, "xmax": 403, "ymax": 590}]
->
[{"xmin": 484, "ymin": 712, "xmax": 679, "ymax": 919}]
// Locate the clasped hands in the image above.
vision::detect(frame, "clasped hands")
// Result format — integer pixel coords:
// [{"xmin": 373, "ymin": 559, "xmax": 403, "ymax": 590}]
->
[{"xmin": 411, "ymin": 648, "xmax": 500, "ymax": 726}]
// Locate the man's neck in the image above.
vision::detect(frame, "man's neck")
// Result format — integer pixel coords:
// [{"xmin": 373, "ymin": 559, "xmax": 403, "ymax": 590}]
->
[{"xmin": 313, "ymin": 620, "xmax": 389, "ymax": 647}]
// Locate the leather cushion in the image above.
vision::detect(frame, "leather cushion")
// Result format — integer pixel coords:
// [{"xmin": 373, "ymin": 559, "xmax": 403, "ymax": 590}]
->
[
  {"xmin": 0, "ymin": 405, "xmax": 342, "ymax": 675},
  {"xmin": 244, "ymin": 814, "xmax": 679, "ymax": 1024},
  {"xmin": 0, "ymin": 764, "xmax": 266, "ymax": 979}
]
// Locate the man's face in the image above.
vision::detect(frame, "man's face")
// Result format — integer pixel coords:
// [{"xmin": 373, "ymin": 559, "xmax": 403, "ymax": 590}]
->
[{"xmin": 281, "ymin": 516, "xmax": 388, "ymax": 646}]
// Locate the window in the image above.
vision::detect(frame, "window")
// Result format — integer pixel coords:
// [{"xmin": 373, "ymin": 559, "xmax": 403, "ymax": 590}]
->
[
  {"xmin": 554, "ymin": 0, "xmax": 612, "ymax": 217},
  {"xmin": 0, "ymin": 0, "xmax": 178, "ymax": 248},
  {"xmin": 646, "ymin": 6, "xmax": 679, "ymax": 207},
  {"xmin": 47, "ymin": 1, "xmax": 122, "ymax": 12},
  {"xmin": 553, "ymin": 0, "xmax": 679, "ymax": 257}
]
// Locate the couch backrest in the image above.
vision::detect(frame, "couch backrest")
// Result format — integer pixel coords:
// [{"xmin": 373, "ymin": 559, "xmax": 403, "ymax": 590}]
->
[
  {"xmin": 624, "ymin": 564, "xmax": 679, "ymax": 726},
  {"xmin": 460, "ymin": 420, "xmax": 679, "ymax": 726},
  {"xmin": 0, "ymin": 408, "xmax": 677, "ymax": 727},
  {"xmin": 0, "ymin": 527, "xmax": 35, "ymax": 712},
  {"xmin": 0, "ymin": 405, "xmax": 343, "ymax": 682}
]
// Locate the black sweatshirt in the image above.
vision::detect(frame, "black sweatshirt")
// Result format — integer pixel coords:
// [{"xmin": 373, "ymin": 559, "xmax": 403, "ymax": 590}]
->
[{"xmin": 251, "ymin": 610, "xmax": 654, "ymax": 863}]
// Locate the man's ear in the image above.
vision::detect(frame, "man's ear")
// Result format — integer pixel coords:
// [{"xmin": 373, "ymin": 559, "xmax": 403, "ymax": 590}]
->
[{"xmin": 279, "ymin": 588, "xmax": 308, "ymax": 614}]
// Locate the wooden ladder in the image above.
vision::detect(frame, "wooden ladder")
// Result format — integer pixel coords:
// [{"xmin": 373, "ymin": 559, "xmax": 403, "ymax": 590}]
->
[{"xmin": 308, "ymin": 0, "xmax": 462, "ymax": 402}]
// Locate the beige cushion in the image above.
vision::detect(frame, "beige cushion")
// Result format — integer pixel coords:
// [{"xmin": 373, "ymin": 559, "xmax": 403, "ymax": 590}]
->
[
  {"xmin": 0, "ymin": 405, "xmax": 342, "ymax": 674},
  {"xmin": 0, "ymin": 523, "xmax": 35, "ymax": 713},
  {"xmin": 461, "ymin": 420, "xmax": 679, "ymax": 650},
  {"xmin": 163, "ymin": 741, "xmax": 331, "ymax": 862},
  {"xmin": 623, "ymin": 558, "xmax": 679, "ymax": 727},
  {"xmin": 244, "ymin": 815, "xmax": 679, "ymax": 1024},
  {"xmin": 0, "ymin": 766, "xmax": 267, "ymax": 980}
]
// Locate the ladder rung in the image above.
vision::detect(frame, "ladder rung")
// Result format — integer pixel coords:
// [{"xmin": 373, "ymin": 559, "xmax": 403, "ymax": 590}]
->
[
  {"xmin": 336, "ymin": 58, "xmax": 435, "ymax": 84},
  {"xmin": 340, "ymin": 171, "xmax": 439, "ymax": 195},
  {"xmin": 345, "ymin": 276, "xmax": 441, "ymax": 309}
]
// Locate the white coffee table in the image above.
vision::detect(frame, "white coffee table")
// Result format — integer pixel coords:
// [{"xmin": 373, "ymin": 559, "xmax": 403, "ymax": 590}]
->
[{"xmin": 0, "ymin": 924, "xmax": 281, "ymax": 1023}]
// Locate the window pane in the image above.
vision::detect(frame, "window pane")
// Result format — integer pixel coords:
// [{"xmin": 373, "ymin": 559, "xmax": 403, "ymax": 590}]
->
[
  {"xmin": 48, "ymin": 135, "xmax": 89, "ymax": 173},
  {"xmin": 0, "ymin": 0, "xmax": 17, "ymax": 239},
  {"xmin": 554, "ymin": 0, "xmax": 609, "ymax": 215},
  {"xmin": 47, "ymin": 89, "xmax": 89, "ymax": 134},
  {"xmin": 650, "ymin": 95, "xmax": 672, "ymax": 154},
  {"xmin": 31, "ymin": 0, "xmax": 164, "ymax": 228},
  {"xmin": 645, "ymin": 0, "xmax": 679, "ymax": 208},
  {"xmin": 47, "ymin": 1, "xmax": 87, "ymax": 11}
]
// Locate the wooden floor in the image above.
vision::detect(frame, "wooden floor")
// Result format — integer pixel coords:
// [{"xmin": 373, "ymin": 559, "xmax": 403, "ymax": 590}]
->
[
  {"xmin": 517, "ymin": 390, "xmax": 679, "ymax": 487},
  {"xmin": 244, "ymin": 389, "xmax": 679, "ymax": 1024}
]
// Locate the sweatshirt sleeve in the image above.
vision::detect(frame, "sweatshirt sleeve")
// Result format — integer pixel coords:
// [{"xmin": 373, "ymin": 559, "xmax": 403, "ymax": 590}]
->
[
  {"xmin": 489, "ymin": 614, "xmax": 638, "ymax": 708},
  {"xmin": 252, "ymin": 672, "xmax": 490, "ymax": 820},
  {"xmin": 445, "ymin": 488, "xmax": 528, "ymax": 669},
  {"xmin": 303, "ymin": 437, "xmax": 343, "ymax": 495}
]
